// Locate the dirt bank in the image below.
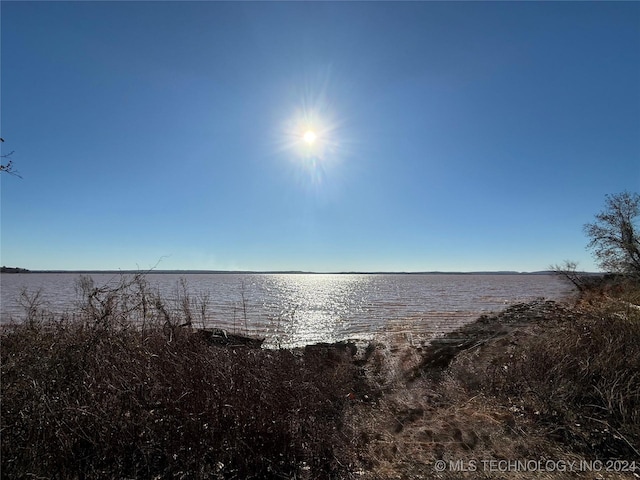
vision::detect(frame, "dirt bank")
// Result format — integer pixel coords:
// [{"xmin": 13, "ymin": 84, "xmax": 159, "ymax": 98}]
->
[{"xmin": 352, "ymin": 298, "xmax": 639, "ymax": 479}]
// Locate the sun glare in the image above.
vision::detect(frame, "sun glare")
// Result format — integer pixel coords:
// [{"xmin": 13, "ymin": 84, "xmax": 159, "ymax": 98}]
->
[
  {"xmin": 303, "ymin": 130, "xmax": 317, "ymax": 144},
  {"xmin": 277, "ymin": 70, "xmax": 351, "ymax": 192}
]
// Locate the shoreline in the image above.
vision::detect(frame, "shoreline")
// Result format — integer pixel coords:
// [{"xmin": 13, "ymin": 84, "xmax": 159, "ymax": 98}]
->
[
  {"xmin": 2, "ymin": 281, "xmax": 638, "ymax": 478},
  {"xmin": 2, "ymin": 267, "xmax": 596, "ymax": 275}
]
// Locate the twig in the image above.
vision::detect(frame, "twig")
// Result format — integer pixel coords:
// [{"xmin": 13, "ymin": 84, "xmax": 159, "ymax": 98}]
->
[{"xmin": 583, "ymin": 415, "xmax": 640, "ymax": 458}]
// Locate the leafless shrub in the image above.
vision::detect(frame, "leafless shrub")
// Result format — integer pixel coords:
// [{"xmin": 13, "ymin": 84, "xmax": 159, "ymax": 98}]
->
[
  {"xmin": 1, "ymin": 274, "xmax": 370, "ymax": 479},
  {"xmin": 18, "ymin": 287, "xmax": 49, "ymax": 327},
  {"xmin": 550, "ymin": 260, "xmax": 591, "ymax": 292}
]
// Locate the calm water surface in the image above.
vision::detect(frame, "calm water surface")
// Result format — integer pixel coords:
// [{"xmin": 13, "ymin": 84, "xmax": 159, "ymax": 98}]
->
[{"xmin": 0, "ymin": 273, "xmax": 574, "ymax": 347}]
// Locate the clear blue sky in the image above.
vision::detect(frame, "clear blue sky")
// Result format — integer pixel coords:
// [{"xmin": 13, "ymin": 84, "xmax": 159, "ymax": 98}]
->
[{"xmin": 1, "ymin": 1, "xmax": 639, "ymax": 272}]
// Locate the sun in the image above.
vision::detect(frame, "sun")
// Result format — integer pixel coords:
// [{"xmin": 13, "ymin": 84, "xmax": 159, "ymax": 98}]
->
[{"xmin": 303, "ymin": 130, "xmax": 317, "ymax": 144}]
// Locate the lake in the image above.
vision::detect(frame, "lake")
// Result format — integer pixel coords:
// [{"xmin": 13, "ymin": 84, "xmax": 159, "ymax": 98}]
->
[{"xmin": 0, "ymin": 273, "xmax": 575, "ymax": 347}]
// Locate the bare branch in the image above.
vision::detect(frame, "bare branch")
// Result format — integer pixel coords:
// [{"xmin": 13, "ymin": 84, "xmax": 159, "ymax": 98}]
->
[
  {"xmin": 584, "ymin": 192, "xmax": 640, "ymax": 276},
  {"xmin": 550, "ymin": 260, "xmax": 588, "ymax": 292},
  {"xmin": 0, "ymin": 150, "xmax": 22, "ymax": 178}
]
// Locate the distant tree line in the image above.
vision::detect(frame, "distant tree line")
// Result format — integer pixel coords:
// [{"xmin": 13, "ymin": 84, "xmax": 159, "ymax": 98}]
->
[{"xmin": 1, "ymin": 267, "xmax": 30, "ymax": 274}]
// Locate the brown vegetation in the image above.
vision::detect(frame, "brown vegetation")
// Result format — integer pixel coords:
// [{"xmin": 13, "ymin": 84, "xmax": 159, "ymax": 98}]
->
[
  {"xmin": 2, "ymin": 275, "xmax": 639, "ymax": 479},
  {"xmin": 2, "ymin": 319, "xmax": 370, "ymax": 479},
  {"xmin": 1, "ymin": 276, "xmax": 371, "ymax": 479},
  {"xmin": 355, "ymin": 278, "xmax": 640, "ymax": 479}
]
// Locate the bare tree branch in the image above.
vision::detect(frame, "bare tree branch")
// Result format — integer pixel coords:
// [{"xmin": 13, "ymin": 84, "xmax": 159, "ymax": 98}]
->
[
  {"xmin": 1, "ymin": 138, "xmax": 22, "ymax": 178},
  {"xmin": 0, "ymin": 151, "xmax": 22, "ymax": 178},
  {"xmin": 584, "ymin": 192, "xmax": 640, "ymax": 276},
  {"xmin": 550, "ymin": 260, "xmax": 589, "ymax": 291}
]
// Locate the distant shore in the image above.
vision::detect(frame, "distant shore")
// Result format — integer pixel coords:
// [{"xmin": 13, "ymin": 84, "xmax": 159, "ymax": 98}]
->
[{"xmin": 1, "ymin": 266, "xmax": 598, "ymax": 275}]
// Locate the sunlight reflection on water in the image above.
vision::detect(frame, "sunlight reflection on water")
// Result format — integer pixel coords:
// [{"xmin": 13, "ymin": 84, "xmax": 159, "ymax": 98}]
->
[
  {"xmin": 0, "ymin": 273, "xmax": 575, "ymax": 348},
  {"xmin": 261, "ymin": 274, "xmax": 374, "ymax": 347}
]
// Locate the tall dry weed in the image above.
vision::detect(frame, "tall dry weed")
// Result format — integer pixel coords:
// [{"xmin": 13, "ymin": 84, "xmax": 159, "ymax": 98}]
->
[
  {"xmin": 1, "ymin": 275, "xmax": 369, "ymax": 479},
  {"xmin": 450, "ymin": 298, "xmax": 640, "ymax": 460}
]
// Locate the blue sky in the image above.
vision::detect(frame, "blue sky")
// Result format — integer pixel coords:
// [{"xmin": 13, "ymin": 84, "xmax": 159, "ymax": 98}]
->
[{"xmin": 1, "ymin": 1, "xmax": 638, "ymax": 272}]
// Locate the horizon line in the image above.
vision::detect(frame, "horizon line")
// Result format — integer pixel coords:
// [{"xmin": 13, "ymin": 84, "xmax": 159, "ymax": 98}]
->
[{"xmin": 1, "ymin": 267, "xmax": 596, "ymax": 275}]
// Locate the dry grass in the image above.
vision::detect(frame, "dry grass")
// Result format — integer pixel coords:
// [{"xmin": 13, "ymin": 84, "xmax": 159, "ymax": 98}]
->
[
  {"xmin": 472, "ymin": 303, "xmax": 640, "ymax": 460},
  {"xmin": 354, "ymin": 280, "xmax": 640, "ymax": 479},
  {"xmin": 2, "ymin": 274, "xmax": 639, "ymax": 479},
  {"xmin": 1, "ymin": 275, "xmax": 371, "ymax": 479}
]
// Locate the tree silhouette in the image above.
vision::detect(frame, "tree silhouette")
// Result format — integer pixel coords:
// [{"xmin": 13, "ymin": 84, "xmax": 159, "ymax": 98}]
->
[{"xmin": 584, "ymin": 191, "xmax": 640, "ymax": 276}]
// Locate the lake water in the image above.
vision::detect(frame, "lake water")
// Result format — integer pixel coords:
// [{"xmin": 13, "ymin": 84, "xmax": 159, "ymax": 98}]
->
[{"xmin": 0, "ymin": 273, "xmax": 575, "ymax": 347}]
